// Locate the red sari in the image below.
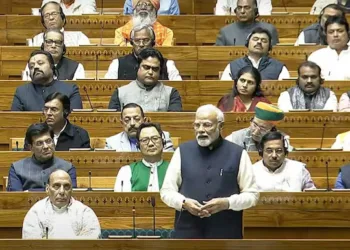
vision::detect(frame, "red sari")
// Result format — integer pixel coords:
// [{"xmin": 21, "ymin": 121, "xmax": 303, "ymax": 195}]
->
[{"xmin": 217, "ymin": 95, "xmax": 271, "ymax": 112}]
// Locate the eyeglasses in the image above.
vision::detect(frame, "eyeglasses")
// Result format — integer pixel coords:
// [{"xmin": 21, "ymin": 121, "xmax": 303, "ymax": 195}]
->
[
  {"xmin": 34, "ymin": 138, "xmax": 54, "ymax": 147},
  {"xmin": 132, "ymin": 38, "xmax": 152, "ymax": 45},
  {"xmin": 250, "ymin": 120, "xmax": 270, "ymax": 133},
  {"xmin": 264, "ymin": 148, "xmax": 285, "ymax": 155},
  {"xmin": 139, "ymin": 136, "xmax": 162, "ymax": 145},
  {"xmin": 45, "ymin": 39, "xmax": 64, "ymax": 46},
  {"xmin": 43, "ymin": 107, "xmax": 60, "ymax": 114},
  {"xmin": 43, "ymin": 11, "xmax": 61, "ymax": 20},
  {"xmin": 193, "ymin": 122, "xmax": 217, "ymax": 131}
]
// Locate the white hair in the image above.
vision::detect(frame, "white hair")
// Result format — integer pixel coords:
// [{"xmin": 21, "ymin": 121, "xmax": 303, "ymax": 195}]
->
[
  {"xmin": 196, "ymin": 104, "xmax": 224, "ymax": 122},
  {"xmin": 130, "ymin": 24, "xmax": 155, "ymax": 40}
]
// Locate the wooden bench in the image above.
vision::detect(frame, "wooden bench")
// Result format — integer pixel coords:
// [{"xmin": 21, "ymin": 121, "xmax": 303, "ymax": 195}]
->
[
  {"xmin": 0, "ymin": 151, "xmax": 346, "ymax": 179},
  {"xmin": 1, "ymin": 192, "xmax": 350, "ymax": 240}
]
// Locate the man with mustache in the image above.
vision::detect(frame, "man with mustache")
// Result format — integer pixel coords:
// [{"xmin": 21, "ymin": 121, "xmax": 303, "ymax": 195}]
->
[
  {"xmin": 7, "ymin": 123, "xmax": 77, "ymax": 191},
  {"xmin": 277, "ymin": 61, "xmax": 337, "ymax": 112},
  {"xmin": 11, "ymin": 50, "xmax": 82, "ymax": 111},
  {"xmin": 114, "ymin": 123, "xmax": 170, "ymax": 192},
  {"xmin": 215, "ymin": 0, "xmax": 278, "ymax": 46},
  {"xmin": 108, "ymin": 48, "xmax": 182, "ymax": 112},
  {"xmin": 225, "ymin": 102, "xmax": 292, "ymax": 152},
  {"xmin": 22, "ymin": 170, "xmax": 100, "ymax": 239},
  {"xmin": 308, "ymin": 16, "xmax": 350, "ymax": 80},
  {"xmin": 253, "ymin": 131, "xmax": 316, "ymax": 191},
  {"xmin": 161, "ymin": 104, "xmax": 259, "ymax": 239},
  {"xmin": 114, "ymin": 0, "xmax": 173, "ymax": 46},
  {"xmin": 105, "ymin": 103, "xmax": 174, "ymax": 151},
  {"xmin": 221, "ymin": 27, "xmax": 290, "ymax": 80},
  {"xmin": 30, "ymin": 1, "xmax": 90, "ymax": 46},
  {"xmin": 23, "ymin": 29, "xmax": 85, "ymax": 80}
]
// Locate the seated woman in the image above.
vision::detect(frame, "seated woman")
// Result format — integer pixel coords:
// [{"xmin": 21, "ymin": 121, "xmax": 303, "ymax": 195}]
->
[{"xmin": 217, "ymin": 66, "xmax": 271, "ymax": 112}]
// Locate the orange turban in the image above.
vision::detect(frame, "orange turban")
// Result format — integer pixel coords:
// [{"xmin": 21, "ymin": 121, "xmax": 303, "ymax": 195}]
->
[{"xmin": 132, "ymin": 0, "xmax": 160, "ymax": 10}]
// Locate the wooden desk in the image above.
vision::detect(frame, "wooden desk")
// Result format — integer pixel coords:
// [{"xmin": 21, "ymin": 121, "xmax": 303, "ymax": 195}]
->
[
  {"xmin": 1, "ymin": 192, "xmax": 350, "ymax": 240},
  {"xmin": 0, "ymin": 112, "xmax": 348, "ymax": 150},
  {"xmin": 0, "ymin": 151, "xmax": 346, "ymax": 179},
  {"xmin": 0, "ymin": 46, "xmax": 322, "ymax": 80}
]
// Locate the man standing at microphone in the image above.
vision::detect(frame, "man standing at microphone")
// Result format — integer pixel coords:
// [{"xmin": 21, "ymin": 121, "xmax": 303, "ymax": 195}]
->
[{"xmin": 161, "ymin": 104, "xmax": 259, "ymax": 239}]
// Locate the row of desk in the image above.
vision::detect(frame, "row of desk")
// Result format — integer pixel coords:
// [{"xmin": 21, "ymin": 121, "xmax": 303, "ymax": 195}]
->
[
  {"xmin": 1, "ymin": 192, "xmax": 350, "ymax": 239},
  {"xmin": 0, "ymin": 46, "xmax": 322, "ymax": 79},
  {"xmin": 0, "ymin": 15, "xmax": 328, "ymax": 45}
]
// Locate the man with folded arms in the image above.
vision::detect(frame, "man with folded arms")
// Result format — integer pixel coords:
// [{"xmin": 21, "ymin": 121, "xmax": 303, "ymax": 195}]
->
[
  {"xmin": 114, "ymin": 123, "xmax": 169, "ymax": 192},
  {"xmin": 7, "ymin": 123, "xmax": 77, "ymax": 191},
  {"xmin": 22, "ymin": 170, "xmax": 100, "ymax": 239},
  {"xmin": 277, "ymin": 61, "xmax": 337, "ymax": 112},
  {"xmin": 253, "ymin": 131, "xmax": 316, "ymax": 191}
]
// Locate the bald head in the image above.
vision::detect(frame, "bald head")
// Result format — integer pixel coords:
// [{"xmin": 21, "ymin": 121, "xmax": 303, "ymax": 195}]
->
[{"xmin": 47, "ymin": 170, "xmax": 72, "ymax": 208}]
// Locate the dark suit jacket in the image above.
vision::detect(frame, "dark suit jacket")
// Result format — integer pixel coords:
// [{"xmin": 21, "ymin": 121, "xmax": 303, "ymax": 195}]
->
[{"xmin": 11, "ymin": 80, "xmax": 82, "ymax": 111}]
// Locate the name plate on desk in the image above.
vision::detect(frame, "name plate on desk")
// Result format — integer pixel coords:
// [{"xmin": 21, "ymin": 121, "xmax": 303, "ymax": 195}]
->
[{"xmin": 72, "ymin": 109, "xmax": 94, "ymax": 112}]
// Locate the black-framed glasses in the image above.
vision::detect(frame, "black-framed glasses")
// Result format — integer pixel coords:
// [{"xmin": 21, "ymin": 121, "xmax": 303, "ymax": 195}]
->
[{"xmin": 139, "ymin": 136, "xmax": 162, "ymax": 145}]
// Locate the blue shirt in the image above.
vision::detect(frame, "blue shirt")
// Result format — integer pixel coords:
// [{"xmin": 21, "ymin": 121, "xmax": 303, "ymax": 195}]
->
[
  {"xmin": 123, "ymin": 0, "xmax": 180, "ymax": 15},
  {"xmin": 129, "ymin": 137, "xmax": 138, "ymax": 152},
  {"xmin": 335, "ymin": 172, "xmax": 345, "ymax": 189}
]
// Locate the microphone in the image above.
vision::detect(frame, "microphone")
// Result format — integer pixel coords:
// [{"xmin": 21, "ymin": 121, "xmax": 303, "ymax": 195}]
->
[
  {"xmin": 99, "ymin": 20, "xmax": 104, "ymax": 46},
  {"xmin": 95, "ymin": 53, "xmax": 99, "ymax": 80},
  {"xmin": 45, "ymin": 227, "xmax": 48, "ymax": 239},
  {"xmin": 312, "ymin": 6, "xmax": 316, "ymax": 15},
  {"xmin": 121, "ymin": 180, "xmax": 124, "ymax": 192},
  {"xmin": 16, "ymin": 141, "xmax": 19, "ymax": 151},
  {"xmin": 317, "ymin": 123, "xmax": 326, "ymax": 150},
  {"xmin": 151, "ymin": 196, "xmax": 156, "ymax": 236},
  {"xmin": 87, "ymin": 171, "xmax": 92, "ymax": 191},
  {"xmin": 233, "ymin": 38, "xmax": 236, "ymax": 46},
  {"xmin": 281, "ymin": 0, "xmax": 288, "ymax": 13},
  {"xmin": 100, "ymin": 0, "xmax": 104, "ymax": 14},
  {"xmin": 243, "ymin": 141, "xmax": 246, "ymax": 150},
  {"xmin": 325, "ymin": 161, "xmax": 331, "ymax": 191},
  {"xmin": 132, "ymin": 205, "xmax": 136, "ymax": 238},
  {"xmin": 83, "ymin": 86, "xmax": 94, "ymax": 111}
]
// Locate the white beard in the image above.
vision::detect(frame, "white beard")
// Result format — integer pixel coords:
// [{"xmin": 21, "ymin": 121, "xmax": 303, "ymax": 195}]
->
[
  {"xmin": 132, "ymin": 11, "xmax": 156, "ymax": 27},
  {"xmin": 196, "ymin": 129, "xmax": 220, "ymax": 147}
]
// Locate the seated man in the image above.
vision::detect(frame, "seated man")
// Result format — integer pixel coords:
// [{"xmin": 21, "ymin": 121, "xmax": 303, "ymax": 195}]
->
[
  {"xmin": 114, "ymin": 122, "xmax": 169, "ymax": 191},
  {"xmin": 105, "ymin": 25, "xmax": 181, "ymax": 80},
  {"xmin": 30, "ymin": 1, "xmax": 90, "ymax": 46},
  {"xmin": 312, "ymin": 0, "xmax": 350, "ymax": 14},
  {"xmin": 331, "ymin": 131, "xmax": 350, "ymax": 150},
  {"xmin": 253, "ymin": 131, "xmax": 316, "ymax": 191},
  {"xmin": 11, "ymin": 50, "xmax": 82, "ymax": 111},
  {"xmin": 338, "ymin": 91, "xmax": 350, "ymax": 112},
  {"xmin": 23, "ymin": 29, "xmax": 85, "ymax": 80},
  {"xmin": 7, "ymin": 123, "xmax": 77, "ymax": 191},
  {"xmin": 41, "ymin": 0, "xmax": 97, "ymax": 15},
  {"xmin": 278, "ymin": 61, "xmax": 337, "ymax": 112},
  {"xmin": 226, "ymin": 102, "xmax": 292, "ymax": 151},
  {"xmin": 308, "ymin": 16, "xmax": 350, "ymax": 80},
  {"xmin": 108, "ymin": 48, "xmax": 182, "ymax": 111},
  {"xmin": 296, "ymin": 4, "xmax": 345, "ymax": 45},
  {"xmin": 124, "ymin": 0, "xmax": 180, "ymax": 15},
  {"xmin": 105, "ymin": 103, "xmax": 174, "ymax": 151},
  {"xmin": 215, "ymin": 0, "xmax": 278, "ymax": 46},
  {"xmin": 221, "ymin": 27, "xmax": 290, "ymax": 80},
  {"xmin": 22, "ymin": 170, "xmax": 100, "ymax": 239},
  {"xmin": 215, "ymin": 0, "xmax": 272, "ymax": 15},
  {"xmin": 115, "ymin": 0, "xmax": 173, "ymax": 46},
  {"xmin": 24, "ymin": 92, "xmax": 90, "ymax": 151},
  {"xmin": 335, "ymin": 163, "xmax": 350, "ymax": 188}
]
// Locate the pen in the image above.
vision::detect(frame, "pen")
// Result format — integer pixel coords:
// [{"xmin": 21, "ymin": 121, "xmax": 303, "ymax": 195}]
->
[{"xmin": 220, "ymin": 169, "xmax": 223, "ymax": 176}]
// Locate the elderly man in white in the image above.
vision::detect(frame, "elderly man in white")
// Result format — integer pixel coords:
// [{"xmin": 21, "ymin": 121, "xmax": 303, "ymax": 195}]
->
[
  {"xmin": 254, "ymin": 131, "xmax": 316, "ymax": 191},
  {"xmin": 22, "ymin": 170, "xmax": 101, "ymax": 239},
  {"xmin": 215, "ymin": 0, "xmax": 272, "ymax": 15},
  {"xmin": 41, "ymin": 0, "xmax": 96, "ymax": 15},
  {"xmin": 308, "ymin": 15, "xmax": 350, "ymax": 80}
]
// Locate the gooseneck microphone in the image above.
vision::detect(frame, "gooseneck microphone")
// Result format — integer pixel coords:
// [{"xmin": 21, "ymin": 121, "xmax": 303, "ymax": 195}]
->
[
  {"xmin": 281, "ymin": 0, "xmax": 288, "ymax": 13},
  {"xmin": 45, "ymin": 227, "xmax": 49, "ymax": 239},
  {"xmin": 132, "ymin": 206, "xmax": 136, "ymax": 238},
  {"xmin": 83, "ymin": 86, "xmax": 94, "ymax": 111},
  {"xmin": 151, "ymin": 196, "xmax": 156, "ymax": 236},
  {"xmin": 16, "ymin": 141, "xmax": 19, "ymax": 151},
  {"xmin": 325, "ymin": 161, "xmax": 331, "ymax": 191},
  {"xmin": 317, "ymin": 123, "xmax": 326, "ymax": 150},
  {"xmin": 87, "ymin": 171, "xmax": 92, "ymax": 191}
]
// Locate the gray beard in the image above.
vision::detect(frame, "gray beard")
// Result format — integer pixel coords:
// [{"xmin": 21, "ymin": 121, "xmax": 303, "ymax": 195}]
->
[{"xmin": 132, "ymin": 12, "xmax": 156, "ymax": 27}]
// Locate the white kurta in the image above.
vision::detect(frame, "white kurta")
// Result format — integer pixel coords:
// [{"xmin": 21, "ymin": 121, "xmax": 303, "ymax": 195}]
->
[
  {"xmin": 114, "ymin": 159, "xmax": 164, "ymax": 192},
  {"xmin": 22, "ymin": 197, "xmax": 101, "ymax": 239},
  {"xmin": 253, "ymin": 159, "xmax": 316, "ymax": 191},
  {"xmin": 308, "ymin": 46, "xmax": 350, "ymax": 80}
]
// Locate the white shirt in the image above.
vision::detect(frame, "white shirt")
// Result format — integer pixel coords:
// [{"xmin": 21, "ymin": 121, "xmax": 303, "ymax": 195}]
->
[
  {"xmin": 220, "ymin": 56, "xmax": 290, "ymax": 80},
  {"xmin": 114, "ymin": 159, "xmax": 164, "ymax": 192},
  {"xmin": 253, "ymin": 159, "xmax": 316, "ymax": 191},
  {"xmin": 215, "ymin": 0, "xmax": 272, "ymax": 15},
  {"xmin": 22, "ymin": 62, "xmax": 85, "ymax": 80},
  {"xmin": 53, "ymin": 121, "xmax": 67, "ymax": 145},
  {"xmin": 160, "ymin": 147, "xmax": 259, "ymax": 211},
  {"xmin": 104, "ymin": 58, "xmax": 182, "ymax": 80},
  {"xmin": 22, "ymin": 197, "xmax": 101, "ymax": 239},
  {"xmin": 41, "ymin": 0, "xmax": 97, "ymax": 15},
  {"xmin": 310, "ymin": 0, "xmax": 338, "ymax": 14},
  {"xmin": 31, "ymin": 31, "xmax": 90, "ymax": 47},
  {"xmin": 277, "ymin": 89, "xmax": 338, "ymax": 112},
  {"xmin": 308, "ymin": 46, "xmax": 350, "ymax": 80},
  {"xmin": 332, "ymin": 131, "xmax": 350, "ymax": 150}
]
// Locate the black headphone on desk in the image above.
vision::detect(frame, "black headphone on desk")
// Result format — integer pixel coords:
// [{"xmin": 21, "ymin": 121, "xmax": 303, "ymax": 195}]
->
[{"xmin": 40, "ymin": 1, "xmax": 66, "ymax": 28}]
